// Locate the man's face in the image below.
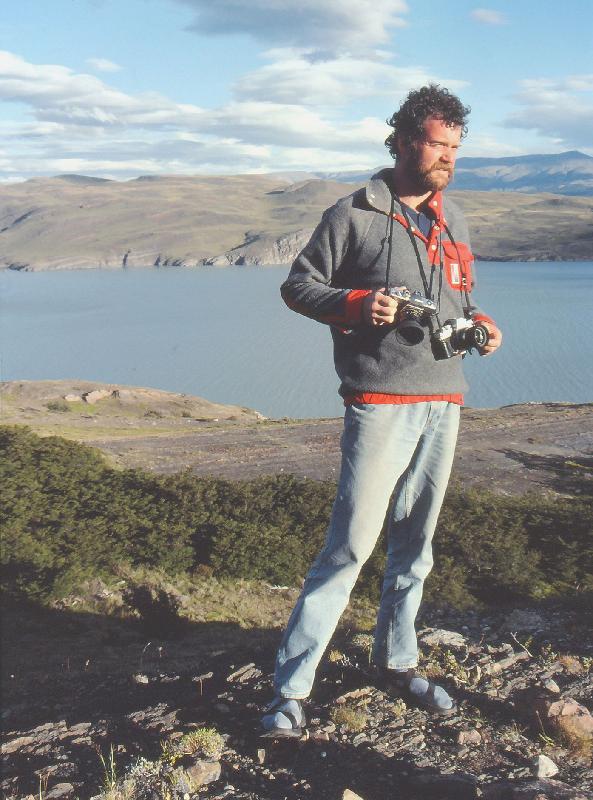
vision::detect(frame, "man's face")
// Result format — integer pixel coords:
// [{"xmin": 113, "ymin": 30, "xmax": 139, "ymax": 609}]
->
[{"xmin": 399, "ymin": 116, "xmax": 462, "ymax": 192}]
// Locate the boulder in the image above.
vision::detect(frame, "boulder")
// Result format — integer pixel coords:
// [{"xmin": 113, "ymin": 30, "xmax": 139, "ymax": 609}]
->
[
  {"xmin": 82, "ymin": 389, "xmax": 113, "ymax": 404},
  {"xmin": 534, "ymin": 696, "xmax": 593, "ymax": 744},
  {"xmin": 184, "ymin": 757, "xmax": 221, "ymax": 787},
  {"xmin": 419, "ymin": 628, "xmax": 468, "ymax": 649}
]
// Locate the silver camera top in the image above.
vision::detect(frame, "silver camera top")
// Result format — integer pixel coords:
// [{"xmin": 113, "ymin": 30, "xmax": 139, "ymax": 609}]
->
[{"xmin": 388, "ymin": 288, "xmax": 437, "ymax": 314}]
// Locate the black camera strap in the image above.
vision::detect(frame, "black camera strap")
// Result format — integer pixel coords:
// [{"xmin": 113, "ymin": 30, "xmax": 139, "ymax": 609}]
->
[
  {"xmin": 385, "ymin": 191, "xmax": 396, "ymax": 292},
  {"xmin": 385, "ymin": 192, "xmax": 443, "ymax": 329}
]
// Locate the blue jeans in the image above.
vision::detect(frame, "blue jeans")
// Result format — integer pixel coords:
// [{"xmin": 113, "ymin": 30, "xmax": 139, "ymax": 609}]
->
[{"xmin": 274, "ymin": 401, "xmax": 460, "ymax": 699}]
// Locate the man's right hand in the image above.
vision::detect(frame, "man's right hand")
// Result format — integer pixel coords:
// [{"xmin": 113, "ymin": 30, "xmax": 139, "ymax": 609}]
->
[{"xmin": 362, "ymin": 287, "xmax": 406, "ymax": 327}]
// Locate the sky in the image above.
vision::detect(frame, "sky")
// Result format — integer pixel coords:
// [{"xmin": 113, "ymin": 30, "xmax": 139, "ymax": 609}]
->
[{"xmin": 0, "ymin": 0, "xmax": 592, "ymax": 181}]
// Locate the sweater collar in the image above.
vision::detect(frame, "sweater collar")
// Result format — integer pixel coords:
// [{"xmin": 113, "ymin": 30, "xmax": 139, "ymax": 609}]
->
[{"xmin": 364, "ymin": 168, "xmax": 445, "ymax": 225}]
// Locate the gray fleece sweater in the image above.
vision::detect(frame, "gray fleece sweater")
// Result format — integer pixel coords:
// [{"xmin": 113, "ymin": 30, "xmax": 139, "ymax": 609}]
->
[{"xmin": 281, "ymin": 168, "xmax": 491, "ymax": 399}]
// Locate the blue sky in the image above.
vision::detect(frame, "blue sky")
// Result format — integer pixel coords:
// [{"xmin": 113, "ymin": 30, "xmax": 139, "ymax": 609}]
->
[{"xmin": 0, "ymin": 0, "xmax": 591, "ymax": 180}]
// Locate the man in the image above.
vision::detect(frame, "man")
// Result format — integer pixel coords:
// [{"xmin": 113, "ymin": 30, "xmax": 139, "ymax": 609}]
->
[{"xmin": 262, "ymin": 85, "xmax": 502, "ymax": 736}]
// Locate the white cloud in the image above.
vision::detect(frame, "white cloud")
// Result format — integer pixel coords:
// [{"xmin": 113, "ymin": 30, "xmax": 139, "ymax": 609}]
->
[
  {"xmin": 0, "ymin": 50, "xmax": 205, "ymax": 128},
  {"xmin": 234, "ymin": 52, "xmax": 466, "ymax": 107},
  {"xmin": 173, "ymin": 0, "xmax": 408, "ymax": 55},
  {"xmin": 504, "ymin": 76, "xmax": 593, "ymax": 151},
  {"xmin": 471, "ymin": 8, "xmax": 507, "ymax": 25},
  {"xmin": 86, "ymin": 57, "xmax": 122, "ymax": 73},
  {"xmin": 0, "ymin": 48, "xmax": 472, "ymax": 179},
  {"xmin": 0, "ymin": 49, "xmax": 395, "ymax": 178}
]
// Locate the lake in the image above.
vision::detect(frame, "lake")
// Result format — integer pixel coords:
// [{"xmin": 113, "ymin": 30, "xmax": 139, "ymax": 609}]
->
[{"xmin": 1, "ymin": 262, "xmax": 592, "ymax": 419}]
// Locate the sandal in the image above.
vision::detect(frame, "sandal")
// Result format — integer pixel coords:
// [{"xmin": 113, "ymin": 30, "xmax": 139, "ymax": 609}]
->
[
  {"xmin": 380, "ymin": 668, "xmax": 457, "ymax": 717},
  {"xmin": 260, "ymin": 697, "xmax": 306, "ymax": 738}
]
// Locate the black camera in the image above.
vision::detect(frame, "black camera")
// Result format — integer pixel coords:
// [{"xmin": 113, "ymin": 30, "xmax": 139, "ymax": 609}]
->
[
  {"xmin": 388, "ymin": 288, "xmax": 437, "ymax": 346},
  {"xmin": 431, "ymin": 316, "xmax": 489, "ymax": 360}
]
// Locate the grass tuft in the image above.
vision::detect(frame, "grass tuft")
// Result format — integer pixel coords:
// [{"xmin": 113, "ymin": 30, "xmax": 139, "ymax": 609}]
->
[{"xmin": 329, "ymin": 704, "xmax": 368, "ymax": 733}]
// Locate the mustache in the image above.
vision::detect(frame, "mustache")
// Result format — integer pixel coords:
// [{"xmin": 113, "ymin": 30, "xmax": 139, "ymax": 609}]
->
[{"xmin": 430, "ymin": 162, "xmax": 453, "ymax": 173}]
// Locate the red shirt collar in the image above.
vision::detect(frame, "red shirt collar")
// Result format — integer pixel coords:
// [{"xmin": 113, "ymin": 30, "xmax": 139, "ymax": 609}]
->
[{"xmin": 423, "ymin": 191, "xmax": 445, "ymax": 224}]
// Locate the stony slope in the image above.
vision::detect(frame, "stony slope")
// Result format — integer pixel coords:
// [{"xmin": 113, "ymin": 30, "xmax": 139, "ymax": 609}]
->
[{"xmin": 2, "ymin": 575, "xmax": 592, "ymax": 799}]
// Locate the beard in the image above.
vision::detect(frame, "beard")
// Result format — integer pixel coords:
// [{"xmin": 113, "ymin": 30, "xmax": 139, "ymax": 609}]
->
[{"xmin": 407, "ymin": 150, "xmax": 454, "ymax": 192}]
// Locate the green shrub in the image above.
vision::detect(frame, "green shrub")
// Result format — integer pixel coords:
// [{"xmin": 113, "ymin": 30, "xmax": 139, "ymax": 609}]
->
[
  {"xmin": 45, "ymin": 399, "xmax": 71, "ymax": 412},
  {"xmin": 1, "ymin": 425, "xmax": 591, "ymax": 609}
]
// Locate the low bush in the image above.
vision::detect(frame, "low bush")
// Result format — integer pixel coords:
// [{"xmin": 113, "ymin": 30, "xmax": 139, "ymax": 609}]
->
[{"xmin": 1, "ymin": 425, "xmax": 591, "ymax": 609}]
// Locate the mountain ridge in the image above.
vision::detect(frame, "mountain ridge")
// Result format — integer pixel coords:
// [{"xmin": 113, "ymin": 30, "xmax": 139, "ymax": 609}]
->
[{"xmin": 1, "ymin": 158, "xmax": 592, "ymax": 271}]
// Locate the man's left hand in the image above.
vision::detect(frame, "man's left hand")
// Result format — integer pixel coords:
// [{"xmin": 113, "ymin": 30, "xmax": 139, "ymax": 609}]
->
[{"xmin": 479, "ymin": 321, "xmax": 502, "ymax": 356}]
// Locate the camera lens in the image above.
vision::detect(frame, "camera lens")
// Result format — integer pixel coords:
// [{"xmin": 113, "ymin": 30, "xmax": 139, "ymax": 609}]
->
[
  {"xmin": 395, "ymin": 319, "xmax": 425, "ymax": 346},
  {"xmin": 471, "ymin": 324, "xmax": 489, "ymax": 348}
]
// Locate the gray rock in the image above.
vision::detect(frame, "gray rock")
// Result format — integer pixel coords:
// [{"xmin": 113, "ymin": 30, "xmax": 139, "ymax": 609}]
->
[
  {"xmin": 457, "ymin": 728, "xmax": 482, "ymax": 746},
  {"xmin": 419, "ymin": 628, "xmax": 468, "ymax": 649},
  {"xmin": 533, "ymin": 754, "xmax": 560, "ymax": 778},
  {"xmin": 542, "ymin": 679, "xmax": 561, "ymax": 694},
  {"xmin": 45, "ymin": 785, "xmax": 76, "ymax": 800},
  {"xmin": 1, "ymin": 735, "xmax": 35, "ymax": 754},
  {"xmin": 184, "ymin": 758, "xmax": 222, "ymax": 787}
]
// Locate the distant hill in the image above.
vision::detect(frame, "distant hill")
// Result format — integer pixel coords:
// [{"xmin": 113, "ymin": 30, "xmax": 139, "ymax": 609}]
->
[
  {"xmin": 314, "ymin": 151, "xmax": 593, "ymax": 196},
  {"xmin": 0, "ymin": 169, "xmax": 591, "ymax": 271}
]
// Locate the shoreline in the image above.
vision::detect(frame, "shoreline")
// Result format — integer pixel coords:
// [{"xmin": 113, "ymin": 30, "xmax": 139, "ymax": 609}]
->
[{"xmin": 3, "ymin": 258, "xmax": 593, "ymax": 273}]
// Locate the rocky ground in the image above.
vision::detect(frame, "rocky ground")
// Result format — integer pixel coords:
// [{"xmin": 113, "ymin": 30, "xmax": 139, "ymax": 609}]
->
[{"xmin": 1, "ymin": 592, "xmax": 592, "ymax": 800}]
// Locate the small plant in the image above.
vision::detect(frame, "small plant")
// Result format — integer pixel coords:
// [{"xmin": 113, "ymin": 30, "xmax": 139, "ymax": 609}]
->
[
  {"xmin": 558, "ymin": 654, "xmax": 584, "ymax": 675},
  {"xmin": 538, "ymin": 642, "xmax": 559, "ymax": 666},
  {"xmin": 98, "ymin": 744, "xmax": 118, "ymax": 793},
  {"xmin": 144, "ymin": 409, "xmax": 163, "ymax": 418},
  {"xmin": 538, "ymin": 731, "xmax": 557, "ymax": 748},
  {"xmin": 328, "ymin": 648, "xmax": 345, "ymax": 663},
  {"xmin": 389, "ymin": 697, "xmax": 407, "ymax": 717},
  {"xmin": 38, "ymin": 773, "xmax": 49, "ymax": 800},
  {"xmin": 100, "ymin": 755, "xmax": 195, "ymax": 800},
  {"xmin": 162, "ymin": 727, "xmax": 224, "ymax": 765},
  {"xmin": 330, "ymin": 704, "xmax": 368, "ymax": 733},
  {"xmin": 46, "ymin": 398, "xmax": 71, "ymax": 412},
  {"xmin": 350, "ymin": 633, "xmax": 374, "ymax": 654},
  {"xmin": 420, "ymin": 646, "xmax": 469, "ymax": 684}
]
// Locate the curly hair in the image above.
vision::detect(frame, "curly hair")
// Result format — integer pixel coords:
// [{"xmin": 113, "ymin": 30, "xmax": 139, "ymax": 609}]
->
[{"xmin": 385, "ymin": 84, "xmax": 470, "ymax": 159}]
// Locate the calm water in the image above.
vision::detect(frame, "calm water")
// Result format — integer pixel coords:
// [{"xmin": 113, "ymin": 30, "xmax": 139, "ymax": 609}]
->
[{"xmin": 1, "ymin": 262, "xmax": 592, "ymax": 418}]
